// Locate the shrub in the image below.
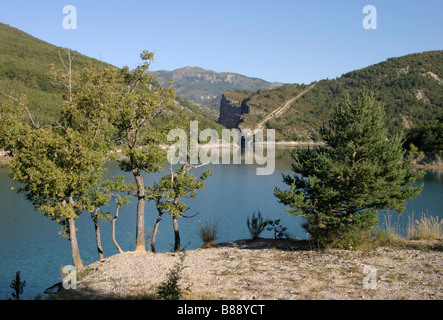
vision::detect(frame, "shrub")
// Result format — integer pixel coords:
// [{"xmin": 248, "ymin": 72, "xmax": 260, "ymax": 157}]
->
[
  {"xmin": 408, "ymin": 143, "xmax": 425, "ymax": 160},
  {"xmin": 156, "ymin": 252, "xmax": 190, "ymax": 300},
  {"xmin": 266, "ymin": 219, "xmax": 288, "ymax": 239},
  {"xmin": 198, "ymin": 218, "xmax": 218, "ymax": 247},
  {"xmin": 10, "ymin": 271, "xmax": 26, "ymax": 300},
  {"xmin": 246, "ymin": 210, "xmax": 268, "ymax": 240}
]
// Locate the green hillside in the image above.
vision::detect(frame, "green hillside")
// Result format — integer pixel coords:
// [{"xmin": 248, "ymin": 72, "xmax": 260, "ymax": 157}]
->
[
  {"xmin": 0, "ymin": 22, "xmax": 224, "ymax": 132},
  {"xmin": 225, "ymin": 50, "xmax": 443, "ymax": 142},
  {"xmin": 0, "ymin": 22, "xmax": 119, "ymax": 124}
]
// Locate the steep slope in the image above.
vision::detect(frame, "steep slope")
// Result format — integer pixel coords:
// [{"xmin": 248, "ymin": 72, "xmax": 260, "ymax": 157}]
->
[
  {"xmin": 154, "ymin": 66, "xmax": 283, "ymax": 109},
  {"xmin": 220, "ymin": 50, "xmax": 443, "ymax": 142},
  {"xmin": 0, "ymin": 22, "xmax": 223, "ymax": 131},
  {"xmin": 0, "ymin": 22, "xmax": 117, "ymax": 124}
]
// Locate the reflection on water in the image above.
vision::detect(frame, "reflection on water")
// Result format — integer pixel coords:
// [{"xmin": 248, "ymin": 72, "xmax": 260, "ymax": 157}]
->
[{"xmin": 0, "ymin": 147, "xmax": 441, "ymax": 299}]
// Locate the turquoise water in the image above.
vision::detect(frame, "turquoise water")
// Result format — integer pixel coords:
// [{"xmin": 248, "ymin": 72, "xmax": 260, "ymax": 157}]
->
[{"xmin": 0, "ymin": 148, "xmax": 441, "ymax": 299}]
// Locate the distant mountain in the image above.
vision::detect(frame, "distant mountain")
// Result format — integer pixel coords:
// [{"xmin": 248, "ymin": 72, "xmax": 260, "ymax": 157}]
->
[
  {"xmin": 220, "ymin": 50, "xmax": 443, "ymax": 142},
  {"xmin": 154, "ymin": 66, "xmax": 283, "ymax": 109}
]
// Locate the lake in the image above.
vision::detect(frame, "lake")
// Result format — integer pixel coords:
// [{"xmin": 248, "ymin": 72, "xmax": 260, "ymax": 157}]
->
[{"xmin": 0, "ymin": 147, "xmax": 442, "ymax": 299}]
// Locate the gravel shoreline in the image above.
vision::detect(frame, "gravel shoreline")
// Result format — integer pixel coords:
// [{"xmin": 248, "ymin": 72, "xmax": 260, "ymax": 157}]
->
[{"xmin": 63, "ymin": 238, "xmax": 442, "ymax": 300}]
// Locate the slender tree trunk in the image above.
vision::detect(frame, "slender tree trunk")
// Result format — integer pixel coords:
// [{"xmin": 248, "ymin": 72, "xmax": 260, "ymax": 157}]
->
[
  {"xmin": 172, "ymin": 216, "xmax": 181, "ymax": 252},
  {"xmin": 68, "ymin": 217, "xmax": 83, "ymax": 270},
  {"xmin": 90, "ymin": 211, "xmax": 104, "ymax": 261},
  {"xmin": 65, "ymin": 196, "xmax": 83, "ymax": 270},
  {"xmin": 132, "ymin": 167, "xmax": 146, "ymax": 252},
  {"xmin": 150, "ymin": 206, "xmax": 164, "ymax": 253},
  {"xmin": 112, "ymin": 206, "xmax": 123, "ymax": 253}
]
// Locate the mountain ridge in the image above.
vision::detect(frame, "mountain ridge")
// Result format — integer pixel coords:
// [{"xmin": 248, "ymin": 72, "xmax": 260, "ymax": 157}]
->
[{"xmin": 154, "ymin": 66, "xmax": 283, "ymax": 109}]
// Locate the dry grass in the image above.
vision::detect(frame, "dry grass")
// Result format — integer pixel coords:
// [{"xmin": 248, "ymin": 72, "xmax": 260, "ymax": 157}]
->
[
  {"xmin": 375, "ymin": 212, "xmax": 443, "ymax": 246},
  {"xmin": 408, "ymin": 213, "xmax": 443, "ymax": 240}
]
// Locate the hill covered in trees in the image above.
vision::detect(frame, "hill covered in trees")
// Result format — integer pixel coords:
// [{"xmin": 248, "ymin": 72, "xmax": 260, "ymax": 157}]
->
[
  {"xmin": 0, "ymin": 22, "xmax": 224, "ymax": 132},
  {"xmin": 222, "ymin": 50, "xmax": 443, "ymax": 143}
]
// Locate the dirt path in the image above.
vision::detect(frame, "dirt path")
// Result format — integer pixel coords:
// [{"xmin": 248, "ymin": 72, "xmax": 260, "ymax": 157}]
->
[{"xmin": 256, "ymin": 84, "xmax": 316, "ymax": 130}]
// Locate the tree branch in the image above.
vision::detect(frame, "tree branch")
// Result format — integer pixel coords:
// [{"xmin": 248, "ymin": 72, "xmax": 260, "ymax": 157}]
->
[{"xmin": 0, "ymin": 91, "xmax": 40, "ymax": 129}]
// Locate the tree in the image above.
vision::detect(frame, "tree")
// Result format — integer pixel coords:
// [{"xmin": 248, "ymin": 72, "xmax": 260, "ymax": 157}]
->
[
  {"xmin": 404, "ymin": 120, "xmax": 443, "ymax": 152},
  {"xmin": 0, "ymin": 50, "xmax": 115, "ymax": 269},
  {"xmin": 101, "ymin": 176, "xmax": 133, "ymax": 253},
  {"xmin": 148, "ymin": 164, "xmax": 211, "ymax": 252},
  {"xmin": 81, "ymin": 183, "xmax": 112, "ymax": 261},
  {"xmin": 246, "ymin": 210, "xmax": 268, "ymax": 240},
  {"xmin": 111, "ymin": 51, "xmax": 175, "ymax": 252},
  {"xmin": 274, "ymin": 92, "xmax": 425, "ymax": 248},
  {"xmin": 0, "ymin": 114, "xmax": 104, "ymax": 269},
  {"xmin": 10, "ymin": 271, "xmax": 26, "ymax": 300}
]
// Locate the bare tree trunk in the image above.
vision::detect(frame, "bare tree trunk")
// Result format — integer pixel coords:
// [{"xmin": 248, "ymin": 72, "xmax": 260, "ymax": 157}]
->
[
  {"xmin": 172, "ymin": 216, "xmax": 180, "ymax": 252},
  {"xmin": 90, "ymin": 211, "xmax": 104, "ymax": 261},
  {"xmin": 132, "ymin": 168, "xmax": 146, "ymax": 252},
  {"xmin": 150, "ymin": 205, "xmax": 164, "ymax": 253},
  {"xmin": 65, "ymin": 196, "xmax": 83, "ymax": 270},
  {"xmin": 58, "ymin": 48, "xmax": 73, "ymax": 103},
  {"xmin": 68, "ymin": 217, "xmax": 83, "ymax": 270},
  {"xmin": 112, "ymin": 206, "xmax": 123, "ymax": 253}
]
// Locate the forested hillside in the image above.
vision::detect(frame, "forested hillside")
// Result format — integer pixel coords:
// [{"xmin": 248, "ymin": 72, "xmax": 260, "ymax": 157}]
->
[
  {"xmin": 224, "ymin": 50, "xmax": 443, "ymax": 142},
  {"xmin": 0, "ymin": 22, "xmax": 224, "ymax": 132}
]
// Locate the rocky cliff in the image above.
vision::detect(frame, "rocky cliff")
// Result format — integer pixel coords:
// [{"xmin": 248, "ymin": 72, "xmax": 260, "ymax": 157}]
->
[{"xmin": 217, "ymin": 94, "xmax": 250, "ymax": 129}]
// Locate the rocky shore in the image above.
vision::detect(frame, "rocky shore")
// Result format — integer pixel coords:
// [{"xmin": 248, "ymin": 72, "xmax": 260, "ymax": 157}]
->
[{"xmin": 59, "ymin": 238, "xmax": 443, "ymax": 300}]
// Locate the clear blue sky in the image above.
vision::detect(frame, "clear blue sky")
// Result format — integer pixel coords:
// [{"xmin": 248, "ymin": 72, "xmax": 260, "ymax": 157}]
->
[{"xmin": 1, "ymin": 0, "xmax": 442, "ymax": 84}]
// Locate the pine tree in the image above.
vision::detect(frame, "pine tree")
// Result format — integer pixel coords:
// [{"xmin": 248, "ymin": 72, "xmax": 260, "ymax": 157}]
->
[{"xmin": 274, "ymin": 92, "xmax": 425, "ymax": 248}]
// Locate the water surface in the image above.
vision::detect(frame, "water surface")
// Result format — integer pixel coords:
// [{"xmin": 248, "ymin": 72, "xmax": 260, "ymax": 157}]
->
[{"xmin": 0, "ymin": 148, "xmax": 441, "ymax": 299}]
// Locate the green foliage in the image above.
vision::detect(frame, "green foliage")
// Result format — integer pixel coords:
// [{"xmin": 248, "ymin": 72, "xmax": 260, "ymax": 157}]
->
[
  {"xmin": 156, "ymin": 252, "xmax": 190, "ymax": 300},
  {"xmin": 0, "ymin": 23, "xmax": 223, "ymax": 131},
  {"xmin": 1, "ymin": 55, "xmax": 115, "ymax": 230},
  {"xmin": 10, "ymin": 271, "xmax": 26, "ymax": 300},
  {"xmin": 408, "ymin": 143, "xmax": 425, "ymax": 160},
  {"xmin": 229, "ymin": 50, "xmax": 443, "ymax": 141},
  {"xmin": 109, "ymin": 51, "xmax": 176, "ymax": 176},
  {"xmin": 404, "ymin": 119, "xmax": 443, "ymax": 152},
  {"xmin": 101, "ymin": 175, "xmax": 133, "ymax": 207},
  {"xmin": 246, "ymin": 210, "xmax": 268, "ymax": 240},
  {"xmin": 148, "ymin": 164, "xmax": 211, "ymax": 251},
  {"xmin": 172, "ymin": 96, "xmax": 226, "ymax": 137},
  {"xmin": 148, "ymin": 165, "xmax": 211, "ymax": 219},
  {"xmin": 0, "ymin": 49, "xmax": 119, "ymax": 267},
  {"xmin": 274, "ymin": 92, "xmax": 425, "ymax": 249},
  {"xmin": 0, "ymin": 23, "xmax": 116, "ymax": 124},
  {"xmin": 266, "ymin": 219, "xmax": 288, "ymax": 239}
]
